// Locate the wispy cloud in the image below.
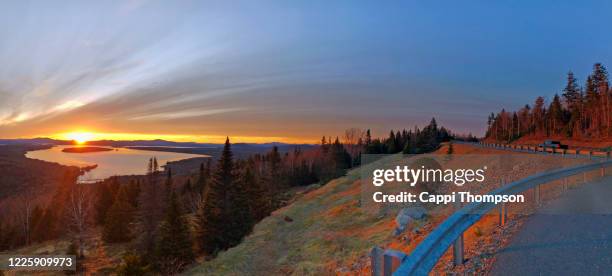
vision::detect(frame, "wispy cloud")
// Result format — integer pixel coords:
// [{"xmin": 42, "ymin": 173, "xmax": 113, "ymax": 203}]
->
[{"xmin": 128, "ymin": 107, "xmax": 243, "ymax": 121}]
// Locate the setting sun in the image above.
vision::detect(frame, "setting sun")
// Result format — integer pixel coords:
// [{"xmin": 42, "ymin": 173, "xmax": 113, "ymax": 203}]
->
[{"xmin": 65, "ymin": 132, "xmax": 95, "ymax": 144}]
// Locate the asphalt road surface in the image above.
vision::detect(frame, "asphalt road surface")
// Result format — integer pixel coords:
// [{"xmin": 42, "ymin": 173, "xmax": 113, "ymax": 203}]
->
[{"xmin": 491, "ymin": 176, "xmax": 612, "ymax": 275}]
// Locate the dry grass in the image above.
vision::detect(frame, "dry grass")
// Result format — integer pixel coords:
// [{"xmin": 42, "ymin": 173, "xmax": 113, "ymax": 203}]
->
[{"xmin": 185, "ymin": 143, "xmax": 588, "ymax": 275}]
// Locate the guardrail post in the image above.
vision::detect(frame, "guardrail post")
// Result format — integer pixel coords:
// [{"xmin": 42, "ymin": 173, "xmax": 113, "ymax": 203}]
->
[
  {"xmin": 370, "ymin": 246, "xmax": 383, "ymax": 276},
  {"xmin": 504, "ymin": 202, "xmax": 508, "ymax": 222},
  {"xmin": 383, "ymin": 249, "xmax": 407, "ymax": 276},
  {"xmin": 534, "ymin": 184, "xmax": 540, "ymax": 206},
  {"xmin": 453, "ymin": 234, "xmax": 464, "ymax": 266},
  {"xmin": 498, "ymin": 203, "xmax": 508, "ymax": 226}
]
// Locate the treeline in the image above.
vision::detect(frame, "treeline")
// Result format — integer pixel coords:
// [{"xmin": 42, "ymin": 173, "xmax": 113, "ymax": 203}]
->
[
  {"xmin": 0, "ymin": 118, "xmax": 452, "ymax": 274},
  {"xmin": 362, "ymin": 118, "xmax": 452, "ymax": 154},
  {"xmin": 486, "ymin": 63, "xmax": 610, "ymax": 142},
  {"xmin": 0, "ymin": 171, "xmax": 83, "ymax": 252},
  {"xmin": 92, "ymin": 138, "xmax": 357, "ymax": 274}
]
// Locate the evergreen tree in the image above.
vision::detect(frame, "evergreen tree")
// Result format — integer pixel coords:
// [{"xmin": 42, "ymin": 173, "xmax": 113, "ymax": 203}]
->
[
  {"xmin": 125, "ymin": 180, "xmax": 141, "ymax": 208},
  {"xmin": 562, "ymin": 71, "xmax": 581, "ymax": 109},
  {"xmin": 197, "ymin": 137, "xmax": 235, "ymax": 255},
  {"xmin": 195, "ymin": 161, "xmax": 210, "ymax": 197},
  {"xmin": 226, "ymin": 166, "xmax": 254, "ymax": 246},
  {"xmin": 156, "ymin": 189, "xmax": 194, "ymax": 272},
  {"xmin": 548, "ymin": 94, "xmax": 565, "ymax": 135},
  {"xmin": 137, "ymin": 158, "xmax": 163, "ymax": 257},
  {"xmin": 95, "ymin": 181, "xmax": 117, "ymax": 225},
  {"xmin": 386, "ymin": 131, "xmax": 398, "ymax": 153},
  {"xmin": 243, "ymin": 161, "xmax": 270, "ymax": 221},
  {"xmin": 103, "ymin": 186, "xmax": 135, "ymax": 243}
]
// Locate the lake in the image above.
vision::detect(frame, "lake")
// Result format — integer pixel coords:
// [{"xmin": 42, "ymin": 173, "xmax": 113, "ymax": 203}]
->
[{"xmin": 26, "ymin": 145, "xmax": 208, "ymax": 182}]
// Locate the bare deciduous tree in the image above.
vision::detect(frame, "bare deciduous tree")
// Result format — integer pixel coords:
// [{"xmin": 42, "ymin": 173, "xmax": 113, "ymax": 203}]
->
[
  {"xmin": 14, "ymin": 190, "xmax": 35, "ymax": 246},
  {"xmin": 343, "ymin": 128, "xmax": 365, "ymax": 159},
  {"xmin": 65, "ymin": 185, "xmax": 93, "ymax": 257}
]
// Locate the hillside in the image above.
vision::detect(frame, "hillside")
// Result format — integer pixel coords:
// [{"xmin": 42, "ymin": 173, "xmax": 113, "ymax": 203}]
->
[{"xmin": 187, "ymin": 143, "xmax": 586, "ymax": 275}]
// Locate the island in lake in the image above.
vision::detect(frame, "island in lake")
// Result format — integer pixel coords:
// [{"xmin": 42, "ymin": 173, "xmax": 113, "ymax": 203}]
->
[{"xmin": 62, "ymin": 146, "xmax": 114, "ymax": 153}]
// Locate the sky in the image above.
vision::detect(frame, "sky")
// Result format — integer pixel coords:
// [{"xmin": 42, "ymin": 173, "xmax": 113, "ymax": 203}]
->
[{"xmin": 1, "ymin": 0, "xmax": 611, "ymax": 143}]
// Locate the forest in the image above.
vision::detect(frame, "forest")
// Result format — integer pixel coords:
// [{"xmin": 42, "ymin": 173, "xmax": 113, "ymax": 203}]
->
[
  {"xmin": 486, "ymin": 63, "xmax": 610, "ymax": 143},
  {"xmin": 0, "ymin": 118, "xmax": 451, "ymax": 274}
]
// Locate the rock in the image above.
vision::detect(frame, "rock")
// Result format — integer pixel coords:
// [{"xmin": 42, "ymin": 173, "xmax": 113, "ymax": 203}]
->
[
  {"xmin": 335, "ymin": 267, "xmax": 349, "ymax": 273},
  {"xmin": 284, "ymin": 216, "xmax": 293, "ymax": 222},
  {"xmin": 394, "ymin": 207, "xmax": 427, "ymax": 236},
  {"xmin": 395, "ymin": 213, "xmax": 413, "ymax": 229},
  {"xmin": 399, "ymin": 207, "xmax": 427, "ymax": 220},
  {"xmin": 393, "ymin": 227, "xmax": 405, "ymax": 236}
]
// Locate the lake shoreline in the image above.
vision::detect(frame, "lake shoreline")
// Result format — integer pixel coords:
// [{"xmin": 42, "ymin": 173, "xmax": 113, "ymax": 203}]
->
[{"xmin": 62, "ymin": 146, "xmax": 113, "ymax": 153}]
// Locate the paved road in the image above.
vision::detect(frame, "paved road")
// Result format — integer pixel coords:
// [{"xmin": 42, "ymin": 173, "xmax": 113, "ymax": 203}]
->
[{"xmin": 491, "ymin": 176, "xmax": 612, "ymax": 275}]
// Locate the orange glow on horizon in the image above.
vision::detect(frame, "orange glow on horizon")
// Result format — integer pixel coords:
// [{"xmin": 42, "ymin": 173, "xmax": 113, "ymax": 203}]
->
[
  {"xmin": 51, "ymin": 131, "xmax": 314, "ymax": 144},
  {"xmin": 64, "ymin": 132, "xmax": 95, "ymax": 144}
]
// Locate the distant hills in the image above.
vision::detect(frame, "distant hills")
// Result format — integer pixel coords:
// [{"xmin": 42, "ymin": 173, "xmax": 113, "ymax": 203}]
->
[{"xmin": 0, "ymin": 138, "xmax": 316, "ymax": 159}]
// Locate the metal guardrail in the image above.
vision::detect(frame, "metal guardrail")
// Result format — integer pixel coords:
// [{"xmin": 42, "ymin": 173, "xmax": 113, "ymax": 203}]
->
[
  {"xmin": 77, "ymin": 179, "xmax": 104, "ymax": 184},
  {"xmin": 390, "ymin": 142, "xmax": 612, "ymax": 276},
  {"xmin": 475, "ymin": 142, "xmax": 611, "ymax": 159}
]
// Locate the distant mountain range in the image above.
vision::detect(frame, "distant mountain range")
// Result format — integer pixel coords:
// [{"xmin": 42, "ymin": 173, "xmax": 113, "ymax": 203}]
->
[{"xmin": 0, "ymin": 138, "xmax": 316, "ymax": 159}]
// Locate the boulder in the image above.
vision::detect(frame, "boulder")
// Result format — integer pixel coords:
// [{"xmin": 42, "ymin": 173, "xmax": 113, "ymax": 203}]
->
[
  {"xmin": 395, "ymin": 211, "xmax": 413, "ymax": 229},
  {"xmin": 398, "ymin": 207, "xmax": 427, "ymax": 220},
  {"xmin": 393, "ymin": 207, "xmax": 427, "ymax": 236}
]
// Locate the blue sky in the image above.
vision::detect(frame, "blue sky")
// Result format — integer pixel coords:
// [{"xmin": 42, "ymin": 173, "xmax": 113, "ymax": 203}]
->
[{"xmin": 0, "ymin": 0, "xmax": 611, "ymax": 142}]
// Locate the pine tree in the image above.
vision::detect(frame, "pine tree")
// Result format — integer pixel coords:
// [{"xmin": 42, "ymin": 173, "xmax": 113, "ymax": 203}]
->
[
  {"xmin": 95, "ymin": 181, "xmax": 117, "ymax": 225},
  {"xmin": 386, "ymin": 131, "xmax": 398, "ymax": 153},
  {"xmin": 243, "ymin": 161, "xmax": 270, "ymax": 221},
  {"xmin": 195, "ymin": 162, "xmax": 209, "ymax": 197},
  {"xmin": 156, "ymin": 189, "xmax": 194, "ymax": 272},
  {"xmin": 196, "ymin": 137, "xmax": 234, "ymax": 255},
  {"xmin": 164, "ymin": 169, "xmax": 173, "ymax": 202},
  {"xmin": 562, "ymin": 71, "xmax": 581, "ymax": 109},
  {"xmin": 125, "ymin": 180, "xmax": 141, "ymax": 208},
  {"xmin": 226, "ymin": 167, "xmax": 254, "ymax": 246},
  {"xmin": 548, "ymin": 94, "xmax": 565, "ymax": 135},
  {"xmin": 137, "ymin": 158, "xmax": 163, "ymax": 256},
  {"xmin": 103, "ymin": 186, "xmax": 135, "ymax": 243}
]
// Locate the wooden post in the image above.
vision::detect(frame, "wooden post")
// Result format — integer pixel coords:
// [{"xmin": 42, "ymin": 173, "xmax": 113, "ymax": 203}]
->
[
  {"xmin": 601, "ymin": 167, "xmax": 605, "ymax": 177},
  {"xmin": 383, "ymin": 254, "xmax": 393, "ymax": 276},
  {"xmin": 453, "ymin": 234, "xmax": 464, "ymax": 266},
  {"xmin": 534, "ymin": 184, "xmax": 540, "ymax": 206},
  {"xmin": 382, "ymin": 249, "xmax": 407, "ymax": 276},
  {"xmin": 371, "ymin": 246, "xmax": 383, "ymax": 276},
  {"xmin": 504, "ymin": 202, "xmax": 508, "ymax": 222},
  {"xmin": 498, "ymin": 204, "xmax": 504, "ymax": 226}
]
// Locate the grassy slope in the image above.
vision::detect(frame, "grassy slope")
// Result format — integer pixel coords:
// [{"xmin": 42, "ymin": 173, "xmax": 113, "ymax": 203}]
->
[
  {"xmin": 186, "ymin": 143, "xmax": 588, "ymax": 275},
  {"xmin": 185, "ymin": 146, "xmax": 490, "ymax": 275},
  {"xmin": 186, "ymin": 160, "xmax": 396, "ymax": 275}
]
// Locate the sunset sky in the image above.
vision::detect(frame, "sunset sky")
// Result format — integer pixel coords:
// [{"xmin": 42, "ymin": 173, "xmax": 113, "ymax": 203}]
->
[{"xmin": 1, "ymin": 0, "xmax": 611, "ymax": 143}]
